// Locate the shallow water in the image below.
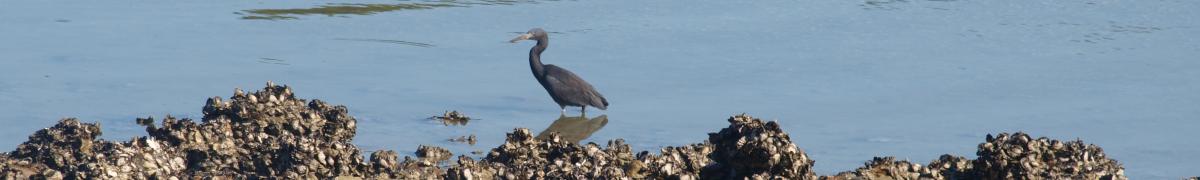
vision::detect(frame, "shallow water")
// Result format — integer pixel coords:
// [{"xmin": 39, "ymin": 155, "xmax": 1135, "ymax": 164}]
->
[{"xmin": 1, "ymin": 0, "xmax": 1198, "ymax": 178}]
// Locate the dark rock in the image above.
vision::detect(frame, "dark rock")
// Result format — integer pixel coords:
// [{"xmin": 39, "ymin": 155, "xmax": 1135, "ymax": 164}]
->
[
  {"xmin": 821, "ymin": 156, "xmax": 939, "ymax": 180},
  {"xmin": 431, "ymin": 110, "xmax": 471, "ymax": 126},
  {"xmin": 146, "ymin": 83, "xmax": 366, "ymax": 179},
  {"xmin": 478, "ymin": 129, "xmax": 636, "ymax": 179},
  {"xmin": 0, "ymin": 154, "xmax": 52, "ymax": 179},
  {"xmin": 367, "ymin": 150, "xmax": 397, "ymax": 176},
  {"xmin": 393, "ymin": 154, "xmax": 446, "ymax": 179},
  {"xmin": 8, "ymin": 118, "xmax": 103, "ymax": 179},
  {"xmin": 448, "ymin": 135, "xmax": 478, "ymax": 145},
  {"xmin": 1, "ymin": 83, "xmax": 377, "ymax": 179},
  {"xmin": 703, "ymin": 114, "xmax": 817, "ymax": 179},
  {"xmin": 821, "ymin": 132, "xmax": 1128, "ymax": 180},
  {"xmin": 367, "ymin": 150, "xmax": 443, "ymax": 179},
  {"xmin": 446, "ymin": 155, "xmax": 496, "ymax": 180},
  {"xmin": 972, "ymin": 132, "xmax": 1126, "ymax": 180},
  {"xmin": 416, "ymin": 145, "xmax": 452, "ymax": 164},
  {"xmin": 927, "ymin": 154, "xmax": 973, "ymax": 179},
  {"xmin": 0, "ymin": 83, "xmax": 1140, "ymax": 179},
  {"xmin": 638, "ymin": 142, "xmax": 713, "ymax": 179}
]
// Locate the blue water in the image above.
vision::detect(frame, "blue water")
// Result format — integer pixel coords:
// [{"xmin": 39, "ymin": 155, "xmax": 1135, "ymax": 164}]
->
[{"xmin": 1, "ymin": 0, "xmax": 1197, "ymax": 178}]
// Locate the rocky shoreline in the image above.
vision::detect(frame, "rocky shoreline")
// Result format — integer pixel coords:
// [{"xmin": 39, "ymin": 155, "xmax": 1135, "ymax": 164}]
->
[{"xmin": 0, "ymin": 84, "xmax": 1132, "ymax": 179}]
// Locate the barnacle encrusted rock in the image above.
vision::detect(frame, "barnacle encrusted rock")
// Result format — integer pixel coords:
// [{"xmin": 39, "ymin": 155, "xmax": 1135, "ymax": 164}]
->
[
  {"xmin": 638, "ymin": 143, "xmax": 713, "ymax": 179},
  {"xmin": 821, "ymin": 156, "xmax": 940, "ymax": 180},
  {"xmin": 449, "ymin": 135, "xmax": 478, "ymax": 145},
  {"xmin": 972, "ymin": 132, "xmax": 1126, "ymax": 180},
  {"xmin": 0, "ymin": 83, "xmax": 1138, "ymax": 179},
  {"xmin": 431, "ymin": 110, "xmax": 471, "ymax": 126},
  {"xmin": 8, "ymin": 118, "xmax": 102, "ymax": 179},
  {"xmin": 446, "ymin": 155, "xmax": 497, "ymax": 180},
  {"xmin": 0, "ymin": 153, "xmax": 54, "ymax": 179},
  {"xmin": 703, "ymin": 114, "xmax": 817, "ymax": 179},
  {"xmin": 820, "ymin": 133, "xmax": 1127, "ymax": 180},
  {"xmin": 926, "ymin": 154, "xmax": 974, "ymax": 179},
  {"xmin": 416, "ymin": 145, "xmax": 452, "ymax": 164},
  {"xmin": 0, "ymin": 83, "xmax": 389, "ymax": 179},
  {"xmin": 366, "ymin": 150, "xmax": 399, "ymax": 178},
  {"xmin": 145, "ymin": 83, "xmax": 366, "ymax": 179},
  {"xmin": 477, "ymin": 129, "xmax": 637, "ymax": 179}
]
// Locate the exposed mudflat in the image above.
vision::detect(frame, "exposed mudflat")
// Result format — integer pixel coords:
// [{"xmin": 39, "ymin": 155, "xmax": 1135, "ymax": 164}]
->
[{"xmin": 0, "ymin": 84, "xmax": 1134, "ymax": 179}]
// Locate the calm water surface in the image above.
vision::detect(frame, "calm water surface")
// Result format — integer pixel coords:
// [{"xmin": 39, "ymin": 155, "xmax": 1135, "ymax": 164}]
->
[{"xmin": 1, "ymin": 0, "xmax": 1197, "ymax": 179}]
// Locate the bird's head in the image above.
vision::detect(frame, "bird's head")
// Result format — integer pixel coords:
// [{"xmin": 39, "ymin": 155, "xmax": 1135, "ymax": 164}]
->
[{"xmin": 510, "ymin": 28, "xmax": 547, "ymax": 43}]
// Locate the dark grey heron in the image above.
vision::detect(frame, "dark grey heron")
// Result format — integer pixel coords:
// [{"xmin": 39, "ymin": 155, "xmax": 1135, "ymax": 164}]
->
[{"xmin": 510, "ymin": 28, "xmax": 609, "ymax": 113}]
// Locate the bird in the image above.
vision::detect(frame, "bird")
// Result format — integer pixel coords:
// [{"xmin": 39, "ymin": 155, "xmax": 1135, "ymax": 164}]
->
[{"xmin": 510, "ymin": 28, "xmax": 609, "ymax": 114}]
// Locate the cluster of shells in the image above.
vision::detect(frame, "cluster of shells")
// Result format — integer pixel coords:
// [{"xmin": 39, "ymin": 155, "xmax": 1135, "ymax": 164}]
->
[
  {"xmin": 703, "ymin": 114, "xmax": 817, "ymax": 179},
  {"xmin": 0, "ymin": 83, "xmax": 377, "ymax": 179},
  {"xmin": 823, "ymin": 156, "xmax": 967, "ymax": 180},
  {"xmin": 816, "ymin": 133, "xmax": 1130, "ymax": 180},
  {"xmin": 365, "ymin": 147, "xmax": 449, "ymax": 179},
  {"xmin": 432, "ymin": 110, "xmax": 472, "ymax": 126},
  {"xmin": 636, "ymin": 142, "xmax": 712, "ymax": 179},
  {"xmin": 0, "ymin": 119, "xmax": 190, "ymax": 180},
  {"xmin": 435, "ymin": 114, "xmax": 811, "ymax": 180},
  {"xmin": 149, "ymin": 82, "xmax": 366, "ymax": 179},
  {"xmin": 464, "ymin": 129, "xmax": 639, "ymax": 179},
  {"xmin": 0, "ymin": 83, "xmax": 1133, "ymax": 179},
  {"xmin": 971, "ymin": 132, "xmax": 1126, "ymax": 179},
  {"xmin": 448, "ymin": 135, "xmax": 478, "ymax": 145}
]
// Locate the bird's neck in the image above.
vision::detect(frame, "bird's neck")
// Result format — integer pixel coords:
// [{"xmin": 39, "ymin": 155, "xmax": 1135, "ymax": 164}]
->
[{"xmin": 529, "ymin": 40, "xmax": 548, "ymax": 78}]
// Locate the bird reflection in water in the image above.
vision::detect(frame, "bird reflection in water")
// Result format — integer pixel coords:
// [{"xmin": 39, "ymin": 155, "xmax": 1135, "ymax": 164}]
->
[{"xmin": 536, "ymin": 114, "xmax": 609, "ymax": 143}]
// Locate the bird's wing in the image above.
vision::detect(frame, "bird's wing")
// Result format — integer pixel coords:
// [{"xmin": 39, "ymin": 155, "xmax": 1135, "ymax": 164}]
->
[{"xmin": 544, "ymin": 65, "xmax": 607, "ymax": 109}]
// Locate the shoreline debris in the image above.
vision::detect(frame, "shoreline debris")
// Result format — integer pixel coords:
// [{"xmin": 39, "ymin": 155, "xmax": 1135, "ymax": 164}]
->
[
  {"xmin": 448, "ymin": 135, "xmax": 477, "ymax": 145},
  {"xmin": 430, "ymin": 110, "xmax": 471, "ymax": 126}
]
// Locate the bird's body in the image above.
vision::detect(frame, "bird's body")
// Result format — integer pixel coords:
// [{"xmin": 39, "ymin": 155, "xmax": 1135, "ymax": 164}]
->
[{"xmin": 512, "ymin": 28, "xmax": 609, "ymax": 113}]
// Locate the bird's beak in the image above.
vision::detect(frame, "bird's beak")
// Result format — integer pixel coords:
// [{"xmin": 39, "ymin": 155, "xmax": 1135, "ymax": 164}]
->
[{"xmin": 509, "ymin": 33, "xmax": 533, "ymax": 43}]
